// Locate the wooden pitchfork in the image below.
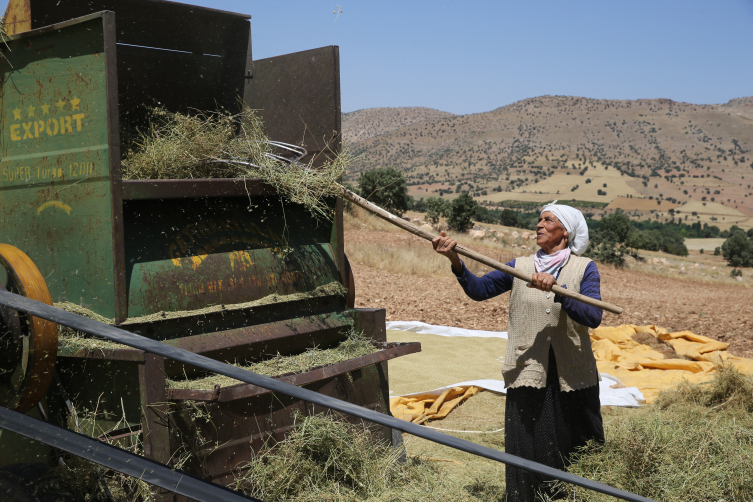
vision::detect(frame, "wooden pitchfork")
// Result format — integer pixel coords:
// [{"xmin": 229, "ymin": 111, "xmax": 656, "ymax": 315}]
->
[{"xmin": 338, "ymin": 185, "xmax": 623, "ymax": 315}]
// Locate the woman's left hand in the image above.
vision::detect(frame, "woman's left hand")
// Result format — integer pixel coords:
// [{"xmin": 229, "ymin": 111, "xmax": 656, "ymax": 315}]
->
[{"xmin": 527, "ymin": 273, "xmax": 557, "ymax": 292}]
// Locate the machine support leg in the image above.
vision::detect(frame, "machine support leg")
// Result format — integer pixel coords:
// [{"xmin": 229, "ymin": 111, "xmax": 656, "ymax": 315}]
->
[{"xmin": 139, "ymin": 353, "xmax": 173, "ymax": 502}]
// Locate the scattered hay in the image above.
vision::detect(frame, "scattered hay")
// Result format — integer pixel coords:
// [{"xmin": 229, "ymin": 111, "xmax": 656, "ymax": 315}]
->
[
  {"xmin": 55, "ymin": 281, "xmax": 347, "ymax": 351},
  {"xmin": 230, "ymin": 412, "xmax": 491, "ymax": 502},
  {"xmin": 121, "ymin": 107, "xmax": 352, "ymax": 219},
  {"xmin": 166, "ymin": 329, "xmax": 376, "ymax": 390},
  {"xmin": 561, "ymin": 368, "xmax": 753, "ymax": 502},
  {"xmin": 655, "ymin": 363, "xmax": 753, "ymax": 412}
]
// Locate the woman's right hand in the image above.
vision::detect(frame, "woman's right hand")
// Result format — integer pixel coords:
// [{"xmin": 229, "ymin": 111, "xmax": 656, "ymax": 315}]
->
[{"xmin": 432, "ymin": 231, "xmax": 463, "ymax": 272}]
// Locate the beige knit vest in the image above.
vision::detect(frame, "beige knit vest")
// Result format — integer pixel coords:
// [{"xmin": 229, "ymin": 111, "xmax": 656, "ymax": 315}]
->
[{"xmin": 502, "ymin": 254, "xmax": 600, "ymax": 391}]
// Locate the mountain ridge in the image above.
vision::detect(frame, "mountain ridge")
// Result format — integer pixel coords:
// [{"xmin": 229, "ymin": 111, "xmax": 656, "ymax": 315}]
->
[{"xmin": 342, "ymin": 95, "xmax": 753, "ymax": 229}]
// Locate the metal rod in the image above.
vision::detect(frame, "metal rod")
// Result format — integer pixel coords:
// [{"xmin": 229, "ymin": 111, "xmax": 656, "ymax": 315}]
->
[
  {"xmin": 0, "ymin": 406, "xmax": 258, "ymax": 502},
  {"xmin": 336, "ymin": 184, "xmax": 624, "ymax": 315},
  {"xmin": 0, "ymin": 291, "xmax": 649, "ymax": 502}
]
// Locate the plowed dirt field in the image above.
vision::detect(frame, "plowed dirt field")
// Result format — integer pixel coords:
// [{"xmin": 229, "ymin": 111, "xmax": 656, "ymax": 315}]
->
[{"xmin": 346, "ymin": 228, "xmax": 753, "ymax": 358}]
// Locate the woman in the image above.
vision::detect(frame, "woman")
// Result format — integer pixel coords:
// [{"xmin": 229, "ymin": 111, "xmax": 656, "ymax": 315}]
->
[{"xmin": 432, "ymin": 201, "xmax": 604, "ymax": 501}]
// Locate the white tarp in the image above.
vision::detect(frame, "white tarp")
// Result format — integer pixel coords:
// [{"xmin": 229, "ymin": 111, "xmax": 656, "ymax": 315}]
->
[
  {"xmin": 391, "ymin": 375, "xmax": 644, "ymax": 407},
  {"xmin": 387, "ymin": 321, "xmax": 645, "ymax": 407},
  {"xmin": 386, "ymin": 320, "xmax": 508, "ymax": 339}
]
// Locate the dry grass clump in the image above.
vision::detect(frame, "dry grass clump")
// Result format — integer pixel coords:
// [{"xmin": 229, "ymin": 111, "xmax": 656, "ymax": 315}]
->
[
  {"xmin": 560, "ymin": 367, "xmax": 753, "ymax": 502},
  {"xmin": 121, "ymin": 107, "xmax": 351, "ymax": 218},
  {"xmin": 655, "ymin": 363, "xmax": 753, "ymax": 412},
  {"xmin": 167, "ymin": 330, "xmax": 377, "ymax": 390},
  {"xmin": 231, "ymin": 413, "xmax": 501, "ymax": 502}
]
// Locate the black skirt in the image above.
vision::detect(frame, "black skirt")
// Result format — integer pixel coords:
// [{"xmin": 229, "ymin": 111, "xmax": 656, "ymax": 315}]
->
[{"xmin": 504, "ymin": 347, "xmax": 604, "ymax": 502}]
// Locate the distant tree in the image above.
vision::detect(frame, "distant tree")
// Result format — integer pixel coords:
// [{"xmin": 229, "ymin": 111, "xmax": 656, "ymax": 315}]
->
[
  {"xmin": 499, "ymin": 209, "xmax": 519, "ymax": 227},
  {"xmin": 358, "ymin": 167, "xmax": 409, "ymax": 216},
  {"xmin": 412, "ymin": 197, "xmax": 427, "ymax": 213},
  {"xmin": 722, "ymin": 232, "xmax": 753, "ymax": 267},
  {"xmin": 447, "ymin": 193, "xmax": 477, "ymax": 232},
  {"xmin": 425, "ymin": 197, "xmax": 449, "ymax": 224},
  {"xmin": 600, "ymin": 211, "xmax": 631, "ymax": 243}
]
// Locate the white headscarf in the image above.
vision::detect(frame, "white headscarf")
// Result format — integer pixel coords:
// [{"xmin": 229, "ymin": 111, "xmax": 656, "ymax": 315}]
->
[{"xmin": 540, "ymin": 200, "xmax": 589, "ymax": 256}]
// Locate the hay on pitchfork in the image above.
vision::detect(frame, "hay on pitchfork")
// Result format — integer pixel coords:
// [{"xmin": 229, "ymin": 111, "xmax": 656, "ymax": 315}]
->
[{"xmin": 121, "ymin": 107, "xmax": 352, "ymax": 219}]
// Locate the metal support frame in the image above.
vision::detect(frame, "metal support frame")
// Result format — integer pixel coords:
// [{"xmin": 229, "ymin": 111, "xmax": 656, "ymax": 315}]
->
[{"xmin": 0, "ymin": 291, "xmax": 656, "ymax": 502}]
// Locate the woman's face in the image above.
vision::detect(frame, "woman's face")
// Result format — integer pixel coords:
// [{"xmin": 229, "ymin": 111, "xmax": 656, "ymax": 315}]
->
[{"xmin": 536, "ymin": 211, "xmax": 569, "ymax": 252}]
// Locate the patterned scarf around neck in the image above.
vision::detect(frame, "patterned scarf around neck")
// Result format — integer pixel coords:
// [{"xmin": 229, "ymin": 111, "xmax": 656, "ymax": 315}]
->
[{"xmin": 533, "ymin": 248, "xmax": 571, "ymax": 277}]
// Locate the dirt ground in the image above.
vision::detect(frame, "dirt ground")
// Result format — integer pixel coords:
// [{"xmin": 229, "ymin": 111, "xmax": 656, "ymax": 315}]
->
[{"xmin": 347, "ymin": 228, "xmax": 753, "ymax": 358}]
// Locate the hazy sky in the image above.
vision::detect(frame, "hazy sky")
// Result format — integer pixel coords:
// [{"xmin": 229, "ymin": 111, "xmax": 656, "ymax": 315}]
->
[{"xmin": 5, "ymin": 0, "xmax": 752, "ymax": 114}]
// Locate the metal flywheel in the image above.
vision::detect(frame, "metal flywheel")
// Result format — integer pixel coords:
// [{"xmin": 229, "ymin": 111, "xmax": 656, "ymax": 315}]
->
[{"xmin": 0, "ymin": 244, "xmax": 57, "ymax": 412}]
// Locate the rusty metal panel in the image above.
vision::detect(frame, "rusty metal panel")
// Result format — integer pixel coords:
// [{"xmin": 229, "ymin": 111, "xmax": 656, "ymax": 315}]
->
[
  {"xmin": 121, "ymin": 179, "xmax": 275, "ymax": 200},
  {"xmin": 159, "ymin": 313, "xmax": 353, "ymax": 376},
  {"xmin": 167, "ymin": 342, "xmax": 421, "ymax": 402},
  {"xmin": 122, "ymin": 195, "xmax": 341, "ymax": 318},
  {"xmin": 28, "ymin": 0, "xmax": 250, "ymax": 56},
  {"xmin": 245, "ymin": 46, "xmax": 342, "ymax": 165},
  {"xmin": 2, "ymin": 0, "xmax": 31, "ymax": 34},
  {"xmin": 350, "ymin": 308, "xmax": 388, "ymax": 343},
  {"xmin": 0, "ymin": 13, "xmax": 121, "ymax": 318}
]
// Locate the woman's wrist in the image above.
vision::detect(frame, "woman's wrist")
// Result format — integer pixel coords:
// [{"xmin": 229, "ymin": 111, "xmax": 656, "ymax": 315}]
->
[{"xmin": 450, "ymin": 256, "xmax": 463, "ymax": 275}]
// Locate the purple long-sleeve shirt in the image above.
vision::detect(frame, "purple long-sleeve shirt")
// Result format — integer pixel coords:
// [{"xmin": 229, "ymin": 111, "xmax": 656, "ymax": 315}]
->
[{"xmin": 452, "ymin": 259, "xmax": 603, "ymax": 329}]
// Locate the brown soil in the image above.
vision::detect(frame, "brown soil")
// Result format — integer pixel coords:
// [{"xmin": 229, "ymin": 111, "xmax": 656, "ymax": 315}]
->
[{"xmin": 348, "ymin": 229, "xmax": 753, "ymax": 359}]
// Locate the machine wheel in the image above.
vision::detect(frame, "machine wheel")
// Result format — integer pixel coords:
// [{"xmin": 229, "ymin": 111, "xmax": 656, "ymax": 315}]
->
[{"xmin": 0, "ymin": 244, "xmax": 57, "ymax": 412}]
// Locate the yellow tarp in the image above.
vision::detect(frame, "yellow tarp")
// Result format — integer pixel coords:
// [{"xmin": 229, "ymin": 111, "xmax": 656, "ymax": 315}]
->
[
  {"xmin": 592, "ymin": 324, "xmax": 753, "ymax": 403},
  {"xmin": 388, "ymin": 324, "xmax": 753, "ymax": 423},
  {"xmin": 391, "ymin": 386, "xmax": 481, "ymax": 424}
]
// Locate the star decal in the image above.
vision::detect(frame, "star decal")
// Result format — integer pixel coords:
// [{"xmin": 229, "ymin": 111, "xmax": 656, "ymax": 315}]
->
[
  {"xmin": 56, "ymin": 99, "xmax": 65, "ymax": 111},
  {"xmin": 41, "ymin": 104, "xmax": 50, "ymax": 115},
  {"xmin": 71, "ymin": 96, "xmax": 80, "ymax": 110},
  {"xmin": 27, "ymin": 105, "xmax": 35, "ymax": 118},
  {"xmin": 12, "ymin": 108, "xmax": 21, "ymax": 120}
]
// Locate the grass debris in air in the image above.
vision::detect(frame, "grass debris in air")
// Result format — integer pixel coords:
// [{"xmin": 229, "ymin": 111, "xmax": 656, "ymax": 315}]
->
[
  {"xmin": 167, "ymin": 329, "xmax": 377, "ymax": 390},
  {"xmin": 559, "ymin": 365, "xmax": 753, "ymax": 502},
  {"xmin": 121, "ymin": 107, "xmax": 352, "ymax": 219}
]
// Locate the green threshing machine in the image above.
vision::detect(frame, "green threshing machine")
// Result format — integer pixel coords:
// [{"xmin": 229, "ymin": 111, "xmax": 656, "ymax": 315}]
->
[{"xmin": 0, "ymin": 0, "xmax": 419, "ymax": 498}]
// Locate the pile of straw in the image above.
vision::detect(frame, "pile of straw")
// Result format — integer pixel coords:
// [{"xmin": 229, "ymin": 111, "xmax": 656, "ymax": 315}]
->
[
  {"xmin": 232, "ymin": 413, "xmax": 450, "ymax": 502},
  {"xmin": 121, "ymin": 107, "xmax": 351, "ymax": 219},
  {"xmin": 167, "ymin": 329, "xmax": 377, "ymax": 390},
  {"xmin": 562, "ymin": 365, "xmax": 753, "ymax": 502}
]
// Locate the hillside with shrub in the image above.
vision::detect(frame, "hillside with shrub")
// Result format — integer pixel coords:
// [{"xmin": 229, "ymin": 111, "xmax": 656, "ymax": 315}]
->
[{"xmin": 343, "ymin": 95, "xmax": 753, "ymax": 230}]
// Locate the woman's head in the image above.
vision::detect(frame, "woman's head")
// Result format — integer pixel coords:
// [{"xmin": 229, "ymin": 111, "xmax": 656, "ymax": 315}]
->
[
  {"xmin": 536, "ymin": 211, "xmax": 569, "ymax": 254},
  {"xmin": 538, "ymin": 201, "xmax": 589, "ymax": 255}
]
